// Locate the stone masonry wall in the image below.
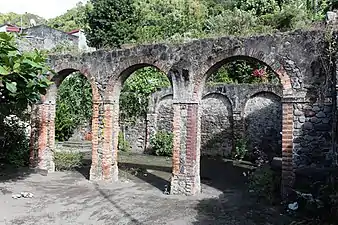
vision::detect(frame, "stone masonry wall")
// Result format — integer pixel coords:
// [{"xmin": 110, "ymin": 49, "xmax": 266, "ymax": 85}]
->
[
  {"xmin": 156, "ymin": 97, "xmax": 174, "ymax": 132},
  {"xmin": 122, "ymin": 118, "xmax": 147, "ymax": 153},
  {"xmin": 126, "ymin": 84, "xmax": 283, "ymax": 159},
  {"xmin": 201, "ymin": 93, "xmax": 233, "ymax": 157},
  {"xmin": 293, "ymin": 103, "xmax": 333, "ymax": 167},
  {"xmin": 244, "ymin": 92, "xmax": 282, "ymax": 158},
  {"xmin": 18, "ymin": 25, "xmax": 78, "ymax": 51}
]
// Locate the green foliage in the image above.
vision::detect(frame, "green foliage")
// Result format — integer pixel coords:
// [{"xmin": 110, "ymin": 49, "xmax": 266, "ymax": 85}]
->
[
  {"xmin": 84, "ymin": 0, "xmax": 140, "ymax": 48},
  {"xmin": 118, "ymin": 131, "xmax": 131, "ymax": 152},
  {"xmin": 237, "ymin": 0, "xmax": 279, "ymax": 16},
  {"xmin": 119, "ymin": 67, "xmax": 170, "ymax": 122},
  {"xmin": 150, "ymin": 131, "xmax": 173, "ymax": 157},
  {"xmin": 0, "ymin": 12, "xmax": 46, "ymax": 27},
  {"xmin": 55, "ymin": 73, "xmax": 92, "ymax": 141},
  {"xmin": 48, "ymin": 2, "xmax": 89, "ymax": 32},
  {"xmin": 54, "ymin": 151, "xmax": 84, "ymax": 171},
  {"xmin": 260, "ymin": 2, "xmax": 311, "ymax": 31},
  {"xmin": 232, "ymin": 137, "xmax": 249, "ymax": 160},
  {"xmin": 248, "ymin": 165, "xmax": 280, "ymax": 203},
  {"xmin": 0, "ymin": 114, "xmax": 29, "ymax": 167},
  {"xmin": 208, "ymin": 60, "xmax": 280, "ymax": 85},
  {"xmin": 0, "ymin": 32, "xmax": 51, "ymax": 168},
  {"xmin": 134, "ymin": 0, "xmax": 208, "ymax": 43},
  {"xmin": 0, "ymin": 32, "xmax": 52, "ymax": 109}
]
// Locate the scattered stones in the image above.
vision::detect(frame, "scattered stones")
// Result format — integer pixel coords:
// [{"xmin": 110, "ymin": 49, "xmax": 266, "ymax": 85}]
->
[
  {"xmin": 12, "ymin": 192, "xmax": 34, "ymax": 199},
  {"xmin": 288, "ymin": 202, "xmax": 298, "ymax": 211},
  {"xmin": 163, "ymin": 185, "xmax": 170, "ymax": 195}
]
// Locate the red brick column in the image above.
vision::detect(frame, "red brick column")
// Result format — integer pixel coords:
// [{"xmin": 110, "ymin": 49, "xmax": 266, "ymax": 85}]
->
[
  {"xmin": 29, "ymin": 102, "xmax": 55, "ymax": 172},
  {"xmin": 89, "ymin": 101, "xmax": 118, "ymax": 181},
  {"xmin": 281, "ymin": 100, "xmax": 295, "ymax": 197},
  {"xmin": 170, "ymin": 102, "xmax": 201, "ymax": 195}
]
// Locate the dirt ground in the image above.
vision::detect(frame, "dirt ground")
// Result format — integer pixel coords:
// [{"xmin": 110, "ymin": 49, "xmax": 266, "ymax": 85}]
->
[{"xmin": 0, "ymin": 152, "xmax": 291, "ymax": 225}]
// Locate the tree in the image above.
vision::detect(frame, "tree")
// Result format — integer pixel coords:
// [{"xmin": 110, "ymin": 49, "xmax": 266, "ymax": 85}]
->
[
  {"xmin": 119, "ymin": 67, "xmax": 170, "ymax": 123},
  {"xmin": 84, "ymin": 0, "xmax": 140, "ymax": 48},
  {"xmin": 0, "ymin": 32, "xmax": 52, "ymax": 167},
  {"xmin": 0, "ymin": 12, "xmax": 46, "ymax": 27},
  {"xmin": 134, "ymin": 0, "xmax": 208, "ymax": 43},
  {"xmin": 47, "ymin": 2, "xmax": 89, "ymax": 32},
  {"xmin": 0, "ymin": 32, "xmax": 52, "ymax": 110}
]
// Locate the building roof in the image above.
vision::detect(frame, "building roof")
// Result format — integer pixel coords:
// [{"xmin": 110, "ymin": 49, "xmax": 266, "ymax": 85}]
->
[
  {"xmin": 0, "ymin": 24, "xmax": 20, "ymax": 32},
  {"xmin": 67, "ymin": 29, "xmax": 80, "ymax": 35},
  {"xmin": 6, "ymin": 26, "xmax": 20, "ymax": 32}
]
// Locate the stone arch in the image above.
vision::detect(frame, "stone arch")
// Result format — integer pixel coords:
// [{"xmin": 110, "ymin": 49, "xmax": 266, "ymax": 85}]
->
[
  {"xmin": 100, "ymin": 63, "xmax": 174, "ymax": 182},
  {"xmin": 104, "ymin": 62, "xmax": 173, "ymax": 100},
  {"xmin": 244, "ymin": 91, "xmax": 282, "ymax": 159},
  {"xmin": 200, "ymin": 93, "xmax": 233, "ymax": 157},
  {"xmin": 193, "ymin": 54, "xmax": 294, "ymax": 196},
  {"xmin": 29, "ymin": 67, "xmax": 100, "ymax": 172},
  {"xmin": 193, "ymin": 55, "xmax": 292, "ymax": 100}
]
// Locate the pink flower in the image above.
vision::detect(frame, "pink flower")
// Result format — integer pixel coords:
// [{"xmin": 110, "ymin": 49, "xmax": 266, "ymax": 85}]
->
[{"xmin": 252, "ymin": 68, "xmax": 266, "ymax": 78}]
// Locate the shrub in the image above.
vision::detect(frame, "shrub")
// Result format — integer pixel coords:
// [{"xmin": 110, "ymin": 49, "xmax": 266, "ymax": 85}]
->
[
  {"xmin": 0, "ymin": 114, "xmax": 30, "ymax": 167},
  {"xmin": 54, "ymin": 151, "xmax": 84, "ymax": 171},
  {"xmin": 248, "ymin": 164, "xmax": 280, "ymax": 204},
  {"xmin": 232, "ymin": 137, "xmax": 248, "ymax": 160},
  {"xmin": 118, "ymin": 131, "xmax": 131, "ymax": 152},
  {"xmin": 150, "ymin": 131, "xmax": 173, "ymax": 157}
]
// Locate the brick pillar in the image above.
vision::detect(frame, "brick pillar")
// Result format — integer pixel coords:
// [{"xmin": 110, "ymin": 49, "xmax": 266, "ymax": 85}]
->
[
  {"xmin": 281, "ymin": 100, "xmax": 295, "ymax": 198},
  {"xmin": 170, "ymin": 102, "xmax": 201, "ymax": 195},
  {"xmin": 29, "ymin": 102, "xmax": 55, "ymax": 172},
  {"xmin": 90, "ymin": 101, "xmax": 118, "ymax": 181}
]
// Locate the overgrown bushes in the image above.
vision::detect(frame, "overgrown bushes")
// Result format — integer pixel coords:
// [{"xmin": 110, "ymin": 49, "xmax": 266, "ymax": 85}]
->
[
  {"xmin": 150, "ymin": 131, "xmax": 173, "ymax": 157},
  {"xmin": 0, "ymin": 114, "xmax": 30, "ymax": 167},
  {"xmin": 232, "ymin": 137, "xmax": 249, "ymax": 160},
  {"xmin": 118, "ymin": 131, "xmax": 131, "ymax": 152},
  {"xmin": 54, "ymin": 151, "xmax": 84, "ymax": 171},
  {"xmin": 248, "ymin": 164, "xmax": 281, "ymax": 204}
]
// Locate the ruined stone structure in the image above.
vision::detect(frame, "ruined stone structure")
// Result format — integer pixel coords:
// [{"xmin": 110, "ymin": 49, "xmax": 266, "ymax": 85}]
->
[
  {"xmin": 143, "ymin": 84, "xmax": 282, "ymax": 158},
  {"xmin": 29, "ymin": 29, "xmax": 336, "ymax": 196},
  {"xmin": 18, "ymin": 25, "xmax": 78, "ymax": 51}
]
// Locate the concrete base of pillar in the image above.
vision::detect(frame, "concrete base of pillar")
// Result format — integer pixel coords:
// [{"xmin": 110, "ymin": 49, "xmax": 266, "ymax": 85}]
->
[
  {"xmin": 89, "ymin": 163, "xmax": 119, "ymax": 181},
  {"xmin": 170, "ymin": 174, "xmax": 201, "ymax": 195}
]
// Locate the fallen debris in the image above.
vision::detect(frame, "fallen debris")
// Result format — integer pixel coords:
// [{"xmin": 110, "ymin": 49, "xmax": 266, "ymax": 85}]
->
[
  {"xmin": 12, "ymin": 192, "xmax": 34, "ymax": 199},
  {"xmin": 288, "ymin": 202, "xmax": 298, "ymax": 211}
]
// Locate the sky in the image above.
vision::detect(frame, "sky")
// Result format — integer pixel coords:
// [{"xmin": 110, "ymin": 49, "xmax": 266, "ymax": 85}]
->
[{"xmin": 0, "ymin": 0, "xmax": 88, "ymax": 19}]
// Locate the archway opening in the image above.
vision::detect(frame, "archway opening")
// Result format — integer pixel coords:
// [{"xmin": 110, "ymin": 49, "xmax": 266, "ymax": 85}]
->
[
  {"xmin": 200, "ymin": 57, "xmax": 283, "ymax": 193},
  {"xmin": 115, "ymin": 66, "xmax": 174, "ymax": 192},
  {"xmin": 53, "ymin": 71, "xmax": 93, "ymax": 178}
]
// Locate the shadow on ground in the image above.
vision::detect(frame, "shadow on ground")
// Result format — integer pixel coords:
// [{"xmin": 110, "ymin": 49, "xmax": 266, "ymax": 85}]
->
[
  {"xmin": 0, "ymin": 162, "xmax": 46, "ymax": 182},
  {"xmin": 76, "ymin": 151, "xmax": 254, "ymax": 193}
]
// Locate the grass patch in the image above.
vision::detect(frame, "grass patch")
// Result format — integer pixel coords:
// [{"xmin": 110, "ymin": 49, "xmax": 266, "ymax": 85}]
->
[{"xmin": 54, "ymin": 151, "xmax": 84, "ymax": 171}]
